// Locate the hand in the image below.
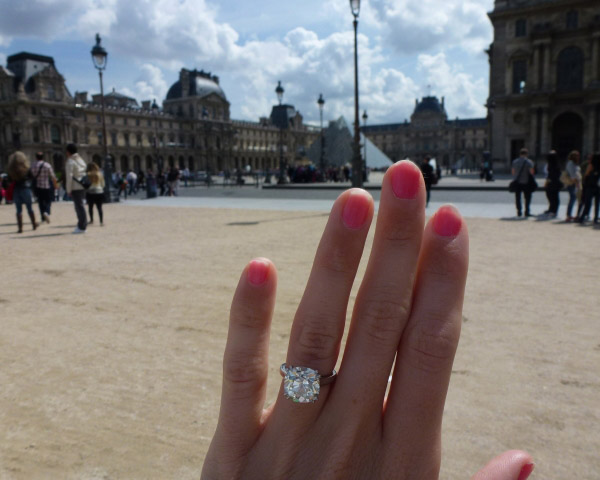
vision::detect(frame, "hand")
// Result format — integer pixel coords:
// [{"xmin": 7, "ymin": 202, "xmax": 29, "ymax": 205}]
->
[{"xmin": 202, "ymin": 161, "xmax": 533, "ymax": 479}]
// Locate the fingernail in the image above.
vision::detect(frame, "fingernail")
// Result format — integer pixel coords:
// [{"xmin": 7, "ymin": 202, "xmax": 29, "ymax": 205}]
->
[
  {"xmin": 391, "ymin": 160, "xmax": 421, "ymax": 199},
  {"xmin": 517, "ymin": 463, "xmax": 534, "ymax": 480},
  {"xmin": 433, "ymin": 205, "xmax": 462, "ymax": 237},
  {"xmin": 247, "ymin": 258, "xmax": 269, "ymax": 286},
  {"xmin": 342, "ymin": 189, "xmax": 371, "ymax": 229}
]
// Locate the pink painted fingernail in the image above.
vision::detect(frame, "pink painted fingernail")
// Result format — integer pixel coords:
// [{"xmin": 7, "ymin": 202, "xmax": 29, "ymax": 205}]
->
[
  {"xmin": 247, "ymin": 258, "xmax": 269, "ymax": 286},
  {"xmin": 517, "ymin": 463, "xmax": 534, "ymax": 480},
  {"xmin": 342, "ymin": 189, "xmax": 371, "ymax": 229},
  {"xmin": 433, "ymin": 205, "xmax": 462, "ymax": 237},
  {"xmin": 391, "ymin": 160, "xmax": 421, "ymax": 199}
]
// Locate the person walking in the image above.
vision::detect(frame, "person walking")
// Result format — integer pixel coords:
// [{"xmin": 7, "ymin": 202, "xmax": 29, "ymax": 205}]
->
[
  {"xmin": 563, "ymin": 150, "xmax": 582, "ymax": 221},
  {"xmin": 511, "ymin": 148, "xmax": 535, "ymax": 217},
  {"xmin": 419, "ymin": 156, "xmax": 435, "ymax": 208},
  {"xmin": 31, "ymin": 151, "xmax": 57, "ymax": 223},
  {"xmin": 576, "ymin": 152, "xmax": 600, "ymax": 224},
  {"xmin": 543, "ymin": 150, "xmax": 562, "ymax": 218},
  {"xmin": 86, "ymin": 162, "xmax": 105, "ymax": 226},
  {"xmin": 65, "ymin": 143, "xmax": 88, "ymax": 234},
  {"xmin": 7, "ymin": 151, "xmax": 38, "ymax": 233}
]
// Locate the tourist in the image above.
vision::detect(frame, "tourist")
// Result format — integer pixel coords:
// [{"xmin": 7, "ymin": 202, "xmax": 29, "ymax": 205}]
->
[
  {"xmin": 126, "ymin": 169, "xmax": 137, "ymax": 195},
  {"xmin": 86, "ymin": 162, "xmax": 105, "ymax": 226},
  {"xmin": 576, "ymin": 152, "xmax": 600, "ymax": 224},
  {"xmin": 7, "ymin": 151, "xmax": 38, "ymax": 233},
  {"xmin": 511, "ymin": 148, "xmax": 535, "ymax": 217},
  {"xmin": 65, "ymin": 143, "xmax": 88, "ymax": 234},
  {"xmin": 31, "ymin": 151, "xmax": 57, "ymax": 223},
  {"xmin": 564, "ymin": 150, "xmax": 581, "ymax": 221},
  {"xmin": 543, "ymin": 150, "xmax": 562, "ymax": 218},
  {"xmin": 419, "ymin": 155, "xmax": 435, "ymax": 207},
  {"xmin": 201, "ymin": 161, "xmax": 533, "ymax": 480}
]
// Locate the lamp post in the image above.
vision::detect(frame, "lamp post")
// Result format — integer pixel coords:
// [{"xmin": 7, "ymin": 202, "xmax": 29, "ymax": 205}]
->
[
  {"xmin": 486, "ymin": 99, "xmax": 495, "ymax": 172},
  {"xmin": 275, "ymin": 81, "xmax": 286, "ymax": 184},
  {"xmin": 151, "ymin": 99, "xmax": 162, "ymax": 174},
  {"xmin": 91, "ymin": 33, "xmax": 112, "ymax": 202},
  {"xmin": 317, "ymin": 93, "xmax": 325, "ymax": 179},
  {"xmin": 350, "ymin": 0, "xmax": 362, "ymax": 187},
  {"xmin": 362, "ymin": 109, "xmax": 368, "ymax": 180}
]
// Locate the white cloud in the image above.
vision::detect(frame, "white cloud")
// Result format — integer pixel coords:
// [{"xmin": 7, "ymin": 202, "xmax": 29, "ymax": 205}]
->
[
  {"xmin": 416, "ymin": 52, "xmax": 487, "ymax": 118},
  {"xmin": 132, "ymin": 64, "xmax": 169, "ymax": 104}
]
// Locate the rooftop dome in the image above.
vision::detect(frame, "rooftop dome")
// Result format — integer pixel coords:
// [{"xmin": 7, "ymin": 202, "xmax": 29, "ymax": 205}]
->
[
  {"xmin": 166, "ymin": 69, "xmax": 226, "ymax": 101},
  {"xmin": 413, "ymin": 96, "xmax": 445, "ymax": 115}
]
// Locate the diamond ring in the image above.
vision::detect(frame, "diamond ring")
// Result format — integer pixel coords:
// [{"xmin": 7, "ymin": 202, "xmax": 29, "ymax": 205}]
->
[{"xmin": 280, "ymin": 363, "xmax": 337, "ymax": 403}]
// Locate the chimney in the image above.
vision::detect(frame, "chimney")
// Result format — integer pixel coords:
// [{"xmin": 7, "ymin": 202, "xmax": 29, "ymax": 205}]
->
[
  {"xmin": 180, "ymin": 69, "xmax": 190, "ymax": 97},
  {"xmin": 74, "ymin": 91, "xmax": 88, "ymax": 104},
  {"xmin": 141, "ymin": 100, "xmax": 151, "ymax": 110},
  {"xmin": 441, "ymin": 96, "xmax": 445, "ymax": 108}
]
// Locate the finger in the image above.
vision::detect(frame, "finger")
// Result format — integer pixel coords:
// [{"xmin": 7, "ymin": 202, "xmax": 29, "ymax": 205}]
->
[
  {"xmin": 283, "ymin": 189, "xmax": 373, "ymax": 382},
  {"xmin": 384, "ymin": 205, "xmax": 467, "ymax": 451},
  {"xmin": 471, "ymin": 450, "xmax": 534, "ymax": 480},
  {"xmin": 332, "ymin": 160, "xmax": 425, "ymax": 412},
  {"xmin": 216, "ymin": 258, "xmax": 277, "ymax": 448}
]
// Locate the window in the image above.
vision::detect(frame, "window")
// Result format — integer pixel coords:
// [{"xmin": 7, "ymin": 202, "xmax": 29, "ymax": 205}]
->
[
  {"xmin": 512, "ymin": 59, "xmax": 527, "ymax": 94},
  {"xmin": 124, "ymin": 117, "xmax": 128, "ymax": 126},
  {"xmin": 515, "ymin": 19, "xmax": 527, "ymax": 37},
  {"xmin": 97, "ymin": 115, "xmax": 101, "ymax": 123},
  {"xmin": 557, "ymin": 47, "xmax": 584, "ymax": 91},
  {"xmin": 31, "ymin": 107, "xmax": 37, "ymax": 115},
  {"xmin": 137, "ymin": 134, "xmax": 142, "ymax": 146},
  {"xmin": 566, "ymin": 10, "xmax": 578, "ymax": 29},
  {"xmin": 33, "ymin": 126, "xmax": 40, "ymax": 143},
  {"xmin": 50, "ymin": 125, "xmax": 61, "ymax": 144},
  {"xmin": 125, "ymin": 133, "xmax": 130, "ymax": 146},
  {"xmin": 110, "ymin": 116, "xmax": 115, "ymax": 124},
  {"xmin": 136, "ymin": 118, "xmax": 140, "ymax": 126},
  {"xmin": 147, "ymin": 119, "xmax": 152, "ymax": 126},
  {"xmin": 47, "ymin": 84, "xmax": 56, "ymax": 100},
  {"xmin": 111, "ymin": 132, "xmax": 118, "ymax": 146}
]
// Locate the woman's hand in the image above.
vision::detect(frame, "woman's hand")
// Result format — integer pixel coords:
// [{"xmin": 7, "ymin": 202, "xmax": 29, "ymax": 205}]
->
[{"xmin": 202, "ymin": 161, "xmax": 533, "ymax": 479}]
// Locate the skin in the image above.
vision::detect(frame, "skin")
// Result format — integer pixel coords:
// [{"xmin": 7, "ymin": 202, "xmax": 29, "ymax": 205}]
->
[{"xmin": 202, "ymin": 161, "xmax": 533, "ymax": 480}]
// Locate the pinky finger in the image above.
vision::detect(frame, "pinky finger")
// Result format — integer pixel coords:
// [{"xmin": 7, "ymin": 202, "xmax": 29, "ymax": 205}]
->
[
  {"xmin": 471, "ymin": 450, "xmax": 534, "ymax": 480},
  {"xmin": 217, "ymin": 258, "xmax": 277, "ymax": 449}
]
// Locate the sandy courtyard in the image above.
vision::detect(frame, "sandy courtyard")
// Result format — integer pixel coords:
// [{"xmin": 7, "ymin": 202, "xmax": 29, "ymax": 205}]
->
[{"xmin": 0, "ymin": 200, "xmax": 598, "ymax": 479}]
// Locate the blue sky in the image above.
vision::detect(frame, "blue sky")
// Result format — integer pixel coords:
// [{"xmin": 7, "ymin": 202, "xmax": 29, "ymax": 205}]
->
[{"xmin": 0, "ymin": 0, "xmax": 495, "ymax": 125}]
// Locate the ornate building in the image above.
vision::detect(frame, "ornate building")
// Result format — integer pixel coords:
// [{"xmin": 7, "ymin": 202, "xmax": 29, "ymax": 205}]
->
[
  {"xmin": 488, "ymin": 0, "xmax": 600, "ymax": 168},
  {"xmin": 0, "ymin": 52, "xmax": 318, "ymax": 174},
  {"xmin": 363, "ymin": 96, "xmax": 488, "ymax": 169}
]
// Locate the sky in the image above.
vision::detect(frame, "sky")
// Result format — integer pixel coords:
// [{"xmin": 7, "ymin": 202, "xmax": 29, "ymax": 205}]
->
[{"xmin": 0, "ymin": 0, "xmax": 496, "ymax": 126}]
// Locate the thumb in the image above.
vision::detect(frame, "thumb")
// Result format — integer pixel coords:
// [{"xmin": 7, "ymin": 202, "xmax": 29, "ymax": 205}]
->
[{"xmin": 471, "ymin": 450, "xmax": 534, "ymax": 480}]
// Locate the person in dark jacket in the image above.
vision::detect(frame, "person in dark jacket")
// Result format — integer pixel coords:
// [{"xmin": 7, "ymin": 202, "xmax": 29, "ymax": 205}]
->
[
  {"xmin": 420, "ymin": 156, "xmax": 435, "ymax": 208},
  {"xmin": 7, "ymin": 151, "xmax": 38, "ymax": 233},
  {"xmin": 576, "ymin": 152, "xmax": 600, "ymax": 224},
  {"xmin": 543, "ymin": 150, "xmax": 562, "ymax": 218}
]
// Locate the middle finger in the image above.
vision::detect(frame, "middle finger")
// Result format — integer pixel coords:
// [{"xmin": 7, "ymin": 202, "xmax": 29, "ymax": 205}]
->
[{"xmin": 331, "ymin": 160, "xmax": 426, "ymax": 415}]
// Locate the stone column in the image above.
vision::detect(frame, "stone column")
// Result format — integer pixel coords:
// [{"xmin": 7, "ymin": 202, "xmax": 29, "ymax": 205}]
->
[
  {"xmin": 592, "ymin": 34, "xmax": 600, "ymax": 84},
  {"xmin": 543, "ymin": 42, "xmax": 551, "ymax": 89},
  {"xmin": 532, "ymin": 46, "xmax": 540, "ymax": 91},
  {"xmin": 540, "ymin": 108, "xmax": 549, "ymax": 155}
]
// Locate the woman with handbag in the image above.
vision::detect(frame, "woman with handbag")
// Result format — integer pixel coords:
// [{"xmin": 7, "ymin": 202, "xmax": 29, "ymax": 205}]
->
[
  {"xmin": 562, "ymin": 150, "xmax": 581, "ymax": 221},
  {"xmin": 543, "ymin": 151, "xmax": 562, "ymax": 218},
  {"xmin": 85, "ymin": 162, "xmax": 105, "ymax": 226},
  {"xmin": 7, "ymin": 151, "xmax": 38, "ymax": 233},
  {"xmin": 576, "ymin": 153, "xmax": 600, "ymax": 224}
]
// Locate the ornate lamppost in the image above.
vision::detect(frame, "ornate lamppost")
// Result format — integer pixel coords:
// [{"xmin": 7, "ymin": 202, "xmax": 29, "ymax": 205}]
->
[
  {"xmin": 276, "ymin": 81, "xmax": 286, "ymax": 184},
  {"xmin": 362, "ymin": 109, "xmax": 368, "ymax": 180},
  {"xmin": 91, "ymin": 33, "xmax": 112, "ymax": 202},
  {"xmin": 317, "ymin": 93, "xmax": 325, "ymax": 179},
  {"xmin": 350, "ymin": 0, "xmax": 362, "ymax": 187}
]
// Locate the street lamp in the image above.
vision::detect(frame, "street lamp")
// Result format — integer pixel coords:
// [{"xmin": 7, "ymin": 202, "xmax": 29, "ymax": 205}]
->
[
  {"xmin": 317, "ymin": 93, "xmax": 325, "ymax": 179},
  {"xmin": 275, "ymin": 81, "xmax": 286, "ymax": 184},
  {"xmin": 151, "ymin": 99, "xmax": 162, "ymax": 174},
  {"xmin": 91, "ymin": 33, "xmax": 112, "ymax": 202},
  {"xmin": 350, "ymin": 0, "xmax": 362, "ymax": 187},
  {"xmin": 362, "ymin": 109, "xmax": 368, "ymax": 179}
]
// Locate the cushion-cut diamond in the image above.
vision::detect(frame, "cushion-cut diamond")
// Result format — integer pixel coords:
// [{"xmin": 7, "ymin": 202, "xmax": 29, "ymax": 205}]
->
[{"xmin": 281, "ymin": 365, "xmax": 321, "ymax": 403}]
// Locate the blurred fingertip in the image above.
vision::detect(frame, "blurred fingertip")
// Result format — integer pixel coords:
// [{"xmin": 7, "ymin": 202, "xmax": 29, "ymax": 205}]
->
[
  {"xmin": 432, "ymin": 204, "xmax": 463, "ymax": 237},
  {"xmin": 247, "ymin": 257, "xmax": 273, "ymax": 286}
]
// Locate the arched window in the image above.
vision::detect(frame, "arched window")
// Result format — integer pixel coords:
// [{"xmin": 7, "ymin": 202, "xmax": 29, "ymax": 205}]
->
[
  {"xmin": 566, "ymin": 10, "xmax": 578, "ymax": 29},
  {"xmin": 50, "ymin": 125, "xmax": 61, "ymax": 144},
  {"xmin": 557, "ymin": 47, "xmax": 584, "ymax": 92},
  {"xmin": 512, "ymin": 59, "xmax": 527, "ymax": 94}
]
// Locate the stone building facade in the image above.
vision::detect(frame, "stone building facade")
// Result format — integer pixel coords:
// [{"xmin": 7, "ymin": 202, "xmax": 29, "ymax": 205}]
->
[
  {"xmin": 488, "ymin": 0, "xmax": 600, "ymax": 168},
  {"xmin": 363, "ymin": 96, "xmax": 488, "ymax": 170},
  {"xmin": 0, "ymin": 52, "xmax": 317, "ymax": 175}
]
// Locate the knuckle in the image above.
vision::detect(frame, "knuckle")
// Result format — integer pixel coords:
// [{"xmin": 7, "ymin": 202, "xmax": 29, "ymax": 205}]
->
[
  {"xmin": 316, "ymin": 244, "xmax": 356, "ymax": 276},
  {"xmin": 382, "ymin": 218, "xmax": 420, "ymax": 246},
  {"xmin": 358, "ymin": 297, "xmax": 411, "ymax": 346},
  {"xmin": 295, "ymin": 319, "xmax": 339, "ymax": 366},
  {"xmin": 406, "ymin": 322, "xmax": 459, "ymax": 374},
  {"xmin": 223, "ymin": 351, "xmax": 265, "ymax": 393}
]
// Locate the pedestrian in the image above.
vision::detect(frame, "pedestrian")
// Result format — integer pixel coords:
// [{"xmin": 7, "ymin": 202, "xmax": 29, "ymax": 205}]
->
[
  {"xmin": 543, "ymin": 150, "xmax": 562, "ymax": 218},
  {"xmin": 86, "ymin": 162, "xmax": 105, "ymax": 226},
  {"xmin": 31, "ymin": 151, "xmax": 57, "ymax": 223},
  {"xmin": 146, "ymin": 170, "xmax": 157, "ymax": 198},
  {"xmin": 563, "ymin": 150, "xmax": 581, "ymax": 221},
  {"xmin": 65, "ymin": 143, "xmax": 88, "ymax": 234},
  {"xmin": 510, "ymin": 148, "xmax": 535, "ymax": 217},
  {"xmin": 576, "ymin": 152, "xmax": 600, "ymax": 224},
  {"xmin": 419, "ymin": 155, "xmax": 435, "ymax": 208},
  {"xmin": 7, "ymin": 151, "xmax": 38, "ymax": 233},
  {"xmin": 126, "ymin": 169, "xmax": 137, "ymax": 195}
]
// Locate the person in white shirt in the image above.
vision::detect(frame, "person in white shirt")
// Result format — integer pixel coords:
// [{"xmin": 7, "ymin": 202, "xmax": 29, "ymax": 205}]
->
[{"xmin": 65, "ymin": 143, "xmax": 88, "ymax": 233}]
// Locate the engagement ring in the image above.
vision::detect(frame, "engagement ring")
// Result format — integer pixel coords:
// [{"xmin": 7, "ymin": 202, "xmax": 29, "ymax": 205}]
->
[{"xmin": 280, "ymin": 363, "xmax": 337, "ymax": 403}]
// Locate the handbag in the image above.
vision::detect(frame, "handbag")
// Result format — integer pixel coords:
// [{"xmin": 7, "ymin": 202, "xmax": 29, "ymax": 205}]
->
[
  {"xmin": 73, "ymin": 174, "xmax": 92, "ymax": 190},
  {"xmin": 527, "ymin": 172, "xmax": 538, "ymax": 192}
]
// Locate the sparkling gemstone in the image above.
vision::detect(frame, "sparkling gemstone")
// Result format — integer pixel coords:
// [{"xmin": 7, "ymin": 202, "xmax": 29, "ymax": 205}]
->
[{"xmin": 282, "ymin": 365, "xmax": 321, "ymax": 403}]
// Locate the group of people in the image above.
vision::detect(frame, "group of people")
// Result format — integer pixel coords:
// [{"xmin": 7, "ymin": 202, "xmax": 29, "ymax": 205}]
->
[
  {"xmin": 512, "ymin": 148, "xmax": 600, "ymax": 223},
  {"xmin": 4, "ymin": 144, "xmax": 105, "ymax": 234}
]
